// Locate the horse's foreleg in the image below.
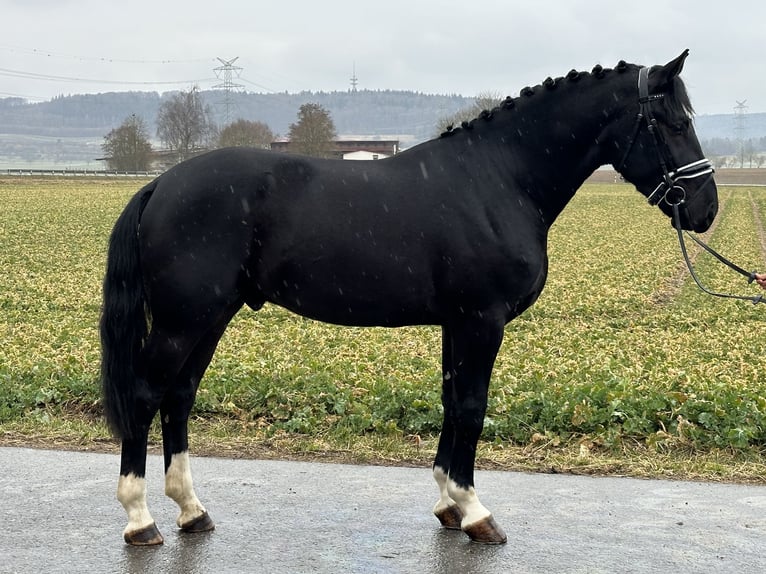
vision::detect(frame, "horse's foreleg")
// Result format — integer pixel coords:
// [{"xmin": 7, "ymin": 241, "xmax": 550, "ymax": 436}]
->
[
  {"xmin": 434, "ymin": 320, "xmax": 507, "ymax": 545},
  {"xmin": 432, "ymin": 466, "xmax": 463, "ymax": 529},
  {"xmin": 432, "ymin": 326, "xmax": 463, "ymax": 530}
]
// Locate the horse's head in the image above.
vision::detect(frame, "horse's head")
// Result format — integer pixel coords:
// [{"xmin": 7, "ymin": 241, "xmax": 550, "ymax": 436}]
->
[{"xmin": 614, "ymin": 50, "xmax": 718, "ymax": 233}]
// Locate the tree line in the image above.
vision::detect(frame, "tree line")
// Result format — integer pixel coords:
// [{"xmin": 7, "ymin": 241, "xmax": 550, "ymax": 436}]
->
[
  {"xmin": 104, "ymin": 87, "xmax": 766, "ymax": 172},
  {"xmin": 103, "ymin": 89, "xmax": 513, "ymax": 171},
  {"xmin": 700, "ymin": 136, "xmax": 766, "ymax": 169},
  {"xmin": 102, "ymin": 87, "xmax": 338, "ymax": 171}
]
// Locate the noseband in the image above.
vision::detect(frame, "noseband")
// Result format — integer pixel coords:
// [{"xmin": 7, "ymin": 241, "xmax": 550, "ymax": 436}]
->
[
  {"xmin": 617, "ymin": 67, "xmax": 714, "ymax": 206},
  {"xmin": 619, "ymin": 67, "xmax": 763, "ymax": 305}
]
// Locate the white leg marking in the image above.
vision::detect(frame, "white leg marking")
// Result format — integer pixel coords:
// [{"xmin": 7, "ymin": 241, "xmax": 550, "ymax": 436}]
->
[
  {"xmin": 432, "ymin": 466, "xmax": 458, "ymax": 515},
  {"xmin": 446, "ymin": 478, "xmax": 492, "ymax": 528},
  {"xmin": 165, "ymin": 451, "xmax": 207, "ymax": 528},
  {"xmin": 117, "ymin": 474, "xmax": 155, "ymax": 534}
]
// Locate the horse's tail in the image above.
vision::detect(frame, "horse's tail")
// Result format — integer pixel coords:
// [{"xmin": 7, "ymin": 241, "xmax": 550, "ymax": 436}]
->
[{"xmin": 99, "ymin": 180, "xmax": 157, "ymax": 440}]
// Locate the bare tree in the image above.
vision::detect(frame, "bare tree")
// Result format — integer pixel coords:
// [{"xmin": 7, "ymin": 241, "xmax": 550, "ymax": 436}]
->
[
  {"xmin": 156, "ymin": 86, "xmax": 214, "ymax": 162},
  {"xmin": 435, "ymin": 91, "xmax": 504, "ymax": 136},
  {"xmin": 218, "ymin": 119, "xmax": 274, "ymax": 149},
  {"xmin": 102, "ymin": 114, "xmax": 153, "ymax": 171},
  {"xmin": 287, "ymin": 103, "xmax": 337, "ymax": 157},
  {"xmin": 712, "ymin": 155, "xmax": 729, "ymax": 170},
  {"xmin": 744, "ymin": 141, "xmax": 758, "ymax": 168}
]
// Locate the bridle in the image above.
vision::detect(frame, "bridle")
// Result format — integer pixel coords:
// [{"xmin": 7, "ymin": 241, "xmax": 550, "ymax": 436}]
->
[
  {"xmin": 616, "ymin": 66, "xmax": 714, "ymax": 206},
  {"xmin": 618, "ymin": 67, "xmax": 764, "ymax": 305}
]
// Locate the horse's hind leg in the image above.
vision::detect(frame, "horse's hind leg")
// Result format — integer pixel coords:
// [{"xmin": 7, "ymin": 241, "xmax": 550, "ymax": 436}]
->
[
  {"xmin": 117, "ymin": 332, "xmax": 182, "ymax": 546},
  {"xmin": 118, "ymin": 437, "xmax": 164, "ymax": 545},
  {"xmin": 160, "ymin": 317, "xmax": 235, "ymax": 535},
  {"xmin": 116, "ymin": 328, "xmax": 200, "ymax": 546}
]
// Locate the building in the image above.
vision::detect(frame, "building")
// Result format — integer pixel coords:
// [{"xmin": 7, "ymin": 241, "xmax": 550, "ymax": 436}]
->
[{"xmin": 270, "ymin": 137, "xmax": 399, "ymax": 160}]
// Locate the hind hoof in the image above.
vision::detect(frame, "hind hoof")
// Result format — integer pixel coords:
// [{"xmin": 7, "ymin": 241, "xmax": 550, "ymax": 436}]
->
[
  {"xmin": 434, "ymin": 504, "xmax": 464, "ymax": 530},
  {"xmin": 180, "ymin": 511, "xmax": 215, "ymax": 533},
  {"xmin": 124, "ymin": 522, "xmax": 164, "ymax": 546},
  {"xmin": 463, "ymin": 515, "xmax": 507, "ymax": 545}
]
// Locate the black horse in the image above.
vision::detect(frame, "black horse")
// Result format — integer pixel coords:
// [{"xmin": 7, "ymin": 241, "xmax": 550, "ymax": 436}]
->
[{"xmin": 101, "ymin": 51, "xmax": 717, "ymax": 546}]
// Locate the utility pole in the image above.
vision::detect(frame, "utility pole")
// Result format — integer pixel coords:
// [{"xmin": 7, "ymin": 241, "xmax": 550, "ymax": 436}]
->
[
  {"xmin": 214, "ymin": 57, "xmax": 244, "ymax": 126},
  {"xmin": 734, "ymin": 100, "xmax": 748, "ymax": 168}
]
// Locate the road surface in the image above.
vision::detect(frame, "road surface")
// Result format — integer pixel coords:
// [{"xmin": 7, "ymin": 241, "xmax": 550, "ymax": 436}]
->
[{"xmin": 1, "ymin": 447, "xmax": 764, "ymax": 573}]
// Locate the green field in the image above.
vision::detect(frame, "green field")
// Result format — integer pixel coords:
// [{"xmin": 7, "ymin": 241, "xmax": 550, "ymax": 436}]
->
[{"xmin": 1, "ymin": 177, "xmax": 765, "ymax": 478}]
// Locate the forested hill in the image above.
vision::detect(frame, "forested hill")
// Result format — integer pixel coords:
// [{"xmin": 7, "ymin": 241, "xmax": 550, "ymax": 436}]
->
[
  {"xmin": 0, "ymin": 90, "xmax": 763, "ymax": 169},
  {"xmin": 4, "ymin": 89, "xmax": 762, "ymax": 142},
  {"xmin": 0, "ymin": 90, "xmax": 474, "ymax": 142}
]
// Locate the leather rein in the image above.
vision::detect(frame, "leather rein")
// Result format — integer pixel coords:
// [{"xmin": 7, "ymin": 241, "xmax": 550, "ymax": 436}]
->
[{"xmin": 619, "ymin": 67, "xmax": 764, "ymax": 305}]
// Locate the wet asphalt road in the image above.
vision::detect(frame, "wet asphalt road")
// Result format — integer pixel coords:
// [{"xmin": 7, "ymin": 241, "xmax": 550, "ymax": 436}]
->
[{"xmin": 1, "ymin": 447, "xmax": 765, "ymax": 573}]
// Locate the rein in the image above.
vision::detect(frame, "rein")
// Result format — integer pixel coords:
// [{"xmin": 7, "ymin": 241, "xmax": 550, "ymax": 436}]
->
[
  {"xmin": 620, "ymin": 66, "xmax": 764, "ymax": 305},
  {"xmin": 672, "ymin": 202, "xmax": 764, "ymax": 305}
]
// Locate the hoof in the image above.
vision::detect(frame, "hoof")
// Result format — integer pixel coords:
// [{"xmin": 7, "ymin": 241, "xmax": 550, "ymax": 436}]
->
[
  {"xmin": 434, "ymin": 504, "xmax": 464, "ymax": 530},
  {"xmin": 124, "ymin": 522, "xmax": 164, "ymax": 546},
  {"xmin": 463, "ymin": 515, "xmax": 507, "ymax": 545},
  {"xmin": 180, "ymin": 511, "xmax": 215, "ymax": 533}
]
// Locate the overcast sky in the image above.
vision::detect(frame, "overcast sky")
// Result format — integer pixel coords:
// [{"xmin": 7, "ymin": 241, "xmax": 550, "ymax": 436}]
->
[{"xmin": 1, "ymin": 0, "xmax": 763, "ymax": 115}]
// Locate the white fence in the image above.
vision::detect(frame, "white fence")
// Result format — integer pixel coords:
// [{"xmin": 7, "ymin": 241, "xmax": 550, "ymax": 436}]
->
[{"xmin": 3, "ymin": 168, "xmax": 161, "ymax": 177}]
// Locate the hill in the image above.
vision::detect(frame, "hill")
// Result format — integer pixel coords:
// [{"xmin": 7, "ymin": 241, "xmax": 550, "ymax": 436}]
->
[
  {"xmin": 0, "ymin": 90, "xmax": 473, "ymax": 168},
  {"xmin": 695, "ymin": 112, "xmax": 766, "ymax": 140},
  {"xmin": 0, "ymin": 90, "xmax": 763, "ymax": 168}
]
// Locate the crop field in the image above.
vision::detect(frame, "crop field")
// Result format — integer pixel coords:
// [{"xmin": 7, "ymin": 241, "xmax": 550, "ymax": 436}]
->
[{"xmin": 1, "ymin": 177, "xmax": 766, "ymax": 474}]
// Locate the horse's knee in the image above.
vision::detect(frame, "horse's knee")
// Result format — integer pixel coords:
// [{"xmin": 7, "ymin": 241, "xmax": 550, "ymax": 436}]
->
[{"xmin": 453, "ymin": 397, "xmax": 489, "ymax": 441}]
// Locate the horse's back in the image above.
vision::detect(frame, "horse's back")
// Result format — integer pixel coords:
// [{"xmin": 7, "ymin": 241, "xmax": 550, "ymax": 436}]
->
[{"xmin": 137, "ymin": 147, "xmax": 549, "ymax": 327}]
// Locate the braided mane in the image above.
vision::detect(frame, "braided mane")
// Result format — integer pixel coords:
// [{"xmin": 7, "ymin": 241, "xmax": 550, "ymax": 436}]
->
[{"xmin": 440, "ymin": 58, "xmax": 692, "ymax": 138}]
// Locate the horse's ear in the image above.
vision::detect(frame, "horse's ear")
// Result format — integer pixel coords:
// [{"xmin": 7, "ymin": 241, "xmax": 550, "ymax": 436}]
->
[{"xmin": 651, "ymin": 49, "xmax": 690, "ymax": 87}]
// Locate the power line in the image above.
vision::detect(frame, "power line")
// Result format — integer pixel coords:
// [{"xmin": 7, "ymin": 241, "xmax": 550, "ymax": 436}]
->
[
  {"xmin": 0, "ymin": 66, "xmax": 215, "ymax": 88},
  {"xmin": 0, "ymin": 43, "xmax": 212, "ymax": 65},
  {"xmin": 0, "ymin": 90, "xmax": 44, "ymax": 100},
  {"xmin": 240, "ymin": 77, "xmax": 278, "ymax": 93}
]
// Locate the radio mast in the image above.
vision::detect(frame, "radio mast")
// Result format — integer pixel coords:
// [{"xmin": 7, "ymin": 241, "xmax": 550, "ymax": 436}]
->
[{"xmin": 350, "ymin": 63, "xmax": 359, "ymax": 92}]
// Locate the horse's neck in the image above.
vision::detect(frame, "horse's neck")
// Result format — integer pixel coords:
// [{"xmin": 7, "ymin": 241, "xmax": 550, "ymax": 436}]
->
[{"xmin": 469, "ymin": 81, "xmax": 628, "ymax": 225}]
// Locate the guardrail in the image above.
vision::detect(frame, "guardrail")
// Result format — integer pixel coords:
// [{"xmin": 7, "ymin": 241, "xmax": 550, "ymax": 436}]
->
[{"xmin": 2, "ymin": 168, "xmax": 161, "ymax": 177}]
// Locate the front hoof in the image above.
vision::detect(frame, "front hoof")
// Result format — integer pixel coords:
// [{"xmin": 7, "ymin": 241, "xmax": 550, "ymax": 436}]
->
[
  {"xmin": 124, "ymin": 522, "xmax": 164, "ymax": 546},
  {"xmin": 463, "ymin": 515, "xmax": 507, "ymax": 545},
  {"xmin": 434, "ymin": 504, "xmax": 464, "ymax": 530},
  {"xmin": 180, "ymin": 511, "xmax": 215, "ymax": 533}
]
